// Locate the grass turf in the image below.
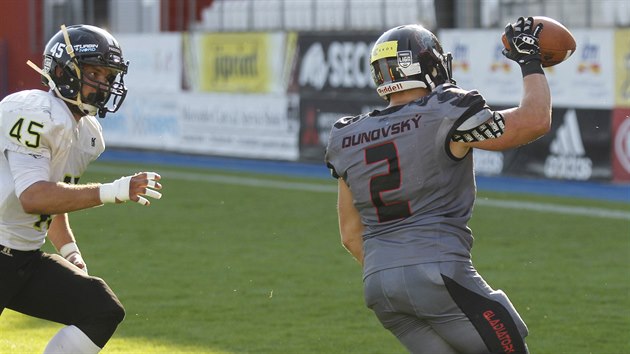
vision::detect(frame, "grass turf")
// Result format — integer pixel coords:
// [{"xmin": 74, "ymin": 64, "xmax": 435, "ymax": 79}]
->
[{"xmin": 1, "ymin": 161, "xmax": 628, "ymax": 353}]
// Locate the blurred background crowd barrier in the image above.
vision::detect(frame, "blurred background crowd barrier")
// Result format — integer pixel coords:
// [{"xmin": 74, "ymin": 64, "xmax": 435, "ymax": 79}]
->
[{"xmin": 1, "ymin": 0, "xmax": 629, "ymax": 183}]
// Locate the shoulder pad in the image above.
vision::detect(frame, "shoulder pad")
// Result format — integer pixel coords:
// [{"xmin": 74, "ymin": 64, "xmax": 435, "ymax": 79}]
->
[
  {"xmin": 429, "ymin": 85, "xmax": 487, "ymax": 111},
  {"xmin": 1, "ymin": 92, "xmax": 70, "ymax": 158},
  {"xmin": 333, "ymin": 114, "xmax": 366, "ymax": 129}
]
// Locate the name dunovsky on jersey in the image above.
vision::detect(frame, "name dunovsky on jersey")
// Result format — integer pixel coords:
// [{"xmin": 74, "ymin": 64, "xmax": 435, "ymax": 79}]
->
[
  {"xmin": 325, "ymin": 84, "xmax": 493, "ymax": 279},
  {"xmin": 0, "ymin": 90, "xmax": 105, "ymax": 251},
  {"xmin": 340, "ymin": 115, "xmax": 423, "ymax": 148}
]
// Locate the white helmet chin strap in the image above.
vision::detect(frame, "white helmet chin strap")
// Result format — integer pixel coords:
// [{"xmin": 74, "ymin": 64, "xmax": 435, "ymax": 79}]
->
[
  {"xmin": 79, "ymin": 103, "xmax": 98, "ymax": 116},
  {"xmin": 26, "ymin": 24, "xmax": 96, "ymax": 116}
]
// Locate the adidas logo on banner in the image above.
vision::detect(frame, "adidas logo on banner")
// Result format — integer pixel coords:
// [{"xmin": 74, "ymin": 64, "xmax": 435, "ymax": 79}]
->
[{"xmin": 544, "ymin": 109, "xmax": 593, "ymax": 180}]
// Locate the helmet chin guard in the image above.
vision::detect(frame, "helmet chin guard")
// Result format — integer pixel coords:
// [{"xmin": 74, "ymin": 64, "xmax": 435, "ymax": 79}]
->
[
  {"xmin": 370, "ymin": 24, "xmax": 455, "ymax": 100},
  {"xmin": 78, "ymin": 102, "xmax": 98, "ymax": 116}
]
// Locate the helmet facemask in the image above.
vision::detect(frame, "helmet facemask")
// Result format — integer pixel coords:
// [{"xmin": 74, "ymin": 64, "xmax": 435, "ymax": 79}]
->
[{"xmin": 71, "ymin": 60, "xmax": 128, "ymax": 118}]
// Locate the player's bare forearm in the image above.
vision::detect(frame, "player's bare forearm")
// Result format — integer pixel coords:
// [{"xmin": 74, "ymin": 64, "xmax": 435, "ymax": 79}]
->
[
  {"xmin": 48, "ymin": 213, "xmax": 89, "ymax": 272},
  {"xmin": 19, "ymin": 181, "xmax": 102, "ymax": 215},
  {"xmin": 520, "ymin": 72, "xmax": 551, "ymax": 126},
  {"xmin": 20, "ymin": 172, "xmax": 162, "ymax": 214},
  {"xmin": 342, "ymin": 233, "xmax": 364, "ymax": 265},
  {"xmin": 502, "ymin": 73, "xmax": 552, "ymax": 145},
  {"xmin": 47, "ymin": 214, "xmax": 76, "ymax": 251},
  {"xmin": 337, "ymin": 179, "xmax": 365, "ymax": 266}
]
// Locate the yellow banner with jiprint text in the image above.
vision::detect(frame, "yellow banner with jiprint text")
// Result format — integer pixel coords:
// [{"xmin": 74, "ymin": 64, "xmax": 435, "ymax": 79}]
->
[
  {"xmin": 615, "ymin": 29, "xmax": 630, "ymax": 107},
  {"xmin": 199, "ymin": 33, "xmax": 270, "ymax": 93}
]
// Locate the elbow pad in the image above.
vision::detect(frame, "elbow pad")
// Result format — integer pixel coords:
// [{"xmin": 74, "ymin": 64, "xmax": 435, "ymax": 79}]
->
[{"xmin": 452, "ymin": 112, "xmax": 506, "ymax": 143}]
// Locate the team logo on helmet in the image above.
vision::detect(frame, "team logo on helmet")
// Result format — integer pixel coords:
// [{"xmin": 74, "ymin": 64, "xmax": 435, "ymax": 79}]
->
[
  {"xmin": 43, "ymin": 57, "xmax": 53, "ymax": 73},
  {"xmin": 397, "ymin": 51, "xmax": 412, "ymax": 68},
  {"xmin": 73, "ymin": 44, "xmax": 98, "ymax": 53}
]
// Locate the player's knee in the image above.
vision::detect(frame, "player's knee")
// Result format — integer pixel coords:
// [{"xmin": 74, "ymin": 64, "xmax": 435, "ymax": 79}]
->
[
  {"xmin": 83, "ymin": 277, "xmax": 125, "ymax": 325},
  {"xmin": 75, "ymin": 278, "xmax": 126, "ymax": 347},
  {"xmin": 102, "ymin": 295, "xmax": 125, "ymax": 326},
  {"xmin": 95, "ymin": 280, "xmax": 125, "ymax": 326}
]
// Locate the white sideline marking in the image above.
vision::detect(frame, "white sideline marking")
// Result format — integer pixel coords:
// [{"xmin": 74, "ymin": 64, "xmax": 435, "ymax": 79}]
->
[
  {"xmin": 91, "ymin": 165, "xmax": 630, "ymax": 221},
  {"xmin": 474, "ymin": 199, "xmax": 630, "ymax": 221}
]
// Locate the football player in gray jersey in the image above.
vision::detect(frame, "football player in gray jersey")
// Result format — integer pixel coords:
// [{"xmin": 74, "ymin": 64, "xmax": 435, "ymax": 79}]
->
[
  {"xmin": 325, "ymin": 18, "xmax": 549, "ymax": 354},
  {"xmin": 0, "ymin": 25, "xmax": 162, "ymax": 353}
]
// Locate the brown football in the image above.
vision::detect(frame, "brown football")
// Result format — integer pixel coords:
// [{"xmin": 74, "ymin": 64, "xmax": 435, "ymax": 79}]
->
[{"xmin": 501, "ymin": 16, "xmax": 577, "ymax": 67}]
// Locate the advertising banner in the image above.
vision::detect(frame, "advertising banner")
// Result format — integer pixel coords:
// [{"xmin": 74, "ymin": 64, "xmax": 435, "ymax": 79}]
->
[
  {"xmin": 439, "ymin": 29, "xmax": 615, "ymax": 108},
  {"xmin": 501, "ymin": 108, "xmax": 612, "ymax": 181},
  {"xmin": 615, "ymin": 29, "xmax": 630, "ymax": 108},
  {"xmin": 612, "ymin": 109, "xmax": 630, "ymax": 182},
  {"xmin": 299, "ymin": 95, "xmax": 385, "ymax": 162},
  {"xmin": 294, "ymin": 32, "xmax": 381, "ymax": 97},
  {"xmin": 473, "ymin": 149, "xmax": 505, "ymax": 177},
  {"xmin": 178, "ymin": 93, "xmax": 299, "ymax": 160},
  {"xmin": 186, "ymin": 32, "xmax": 297, "ymax": 94},
  {"xmin": 101, "ymin": 92, "xmax": 300, "ymax": 161},
  {"xmin": 438, "ymin": 30, "xmax": 522, "ymax": 106},
  {"xmin": 549, "ymin": 29, "xmax": 615, "ymax": 108},
  {"xmin": 114, "ymin": 33, "xmax": 182, "ymax": 93},
  {"xmin": 294, "ymin": 32, "xmax": 385, "ymax": 161},
  {"xmin": 100, "ymin": 92, "xmax": 180, "ymax": 149}
]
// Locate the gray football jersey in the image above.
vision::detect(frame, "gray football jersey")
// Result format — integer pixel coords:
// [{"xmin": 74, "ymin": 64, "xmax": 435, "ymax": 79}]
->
[{"xmin": 325, "ymin": 84, "xmax": 492, "ymax": 279}]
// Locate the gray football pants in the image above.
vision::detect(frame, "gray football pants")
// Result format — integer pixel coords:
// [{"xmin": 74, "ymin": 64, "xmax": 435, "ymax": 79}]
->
[{"xmin": 364, "ymin": 261, "xmax": 529, "ymax": 354}]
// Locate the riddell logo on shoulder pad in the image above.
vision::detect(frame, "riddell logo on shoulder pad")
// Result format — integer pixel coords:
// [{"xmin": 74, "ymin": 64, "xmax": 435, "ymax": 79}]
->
[{"xmin": 544, "ymin": 109, "xmax": 592, "ymax": 180}]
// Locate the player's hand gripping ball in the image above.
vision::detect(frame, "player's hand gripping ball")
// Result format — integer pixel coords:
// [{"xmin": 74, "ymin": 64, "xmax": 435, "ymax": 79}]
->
[{"xmin": 502, "ymin": 16, "xmax": 576, "ymax": 67}]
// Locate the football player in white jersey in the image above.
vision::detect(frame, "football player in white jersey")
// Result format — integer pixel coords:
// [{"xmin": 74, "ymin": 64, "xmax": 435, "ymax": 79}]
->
[
  {"xmin": 326, "ymin": 18, "xmax": 550, "ymax": 353},
  {"xmin": 0, "ymin": 25, "xmax": 162, "ymax": 353}
]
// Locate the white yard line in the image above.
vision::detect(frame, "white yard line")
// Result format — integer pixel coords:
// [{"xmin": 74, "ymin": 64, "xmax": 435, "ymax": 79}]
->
[
  {"xmin": 473, "ymin": 199, "xmax": 630, "ymax": 220},
  {"xmin": 90, "ymin": 165, "xmax": 630, "ymax": 221}
]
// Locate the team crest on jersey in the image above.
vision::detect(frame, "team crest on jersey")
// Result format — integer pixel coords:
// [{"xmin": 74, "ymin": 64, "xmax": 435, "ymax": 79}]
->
[{"xmin": 397, "ymin": 51, "xmax": 412, "ymax": 68}]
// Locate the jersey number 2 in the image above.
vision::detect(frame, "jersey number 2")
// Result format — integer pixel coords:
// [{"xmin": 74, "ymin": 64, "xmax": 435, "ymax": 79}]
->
[{"xmin": 365, "ymin": 142, "xmax": 411, "ymax": 222}]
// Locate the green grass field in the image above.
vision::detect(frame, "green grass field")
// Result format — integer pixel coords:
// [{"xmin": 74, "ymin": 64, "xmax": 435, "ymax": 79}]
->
[{"xmin": 1, "ymin": 160, "xmax": 629, "ymax": 354}]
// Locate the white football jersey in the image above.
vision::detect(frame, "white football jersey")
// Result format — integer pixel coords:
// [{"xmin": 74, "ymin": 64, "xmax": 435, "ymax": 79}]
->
[{"xmin": 0, "ymin": 90, "xmax": 105, "ymax": 250}]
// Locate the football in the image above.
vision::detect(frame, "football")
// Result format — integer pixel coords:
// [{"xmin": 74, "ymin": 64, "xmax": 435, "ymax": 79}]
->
[{"xmin": 501, "ymin": 16, "xmax": 576, "ymax": 67}]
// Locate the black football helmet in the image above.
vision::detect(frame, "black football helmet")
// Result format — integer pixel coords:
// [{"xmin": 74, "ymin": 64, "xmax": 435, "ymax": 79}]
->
[
  {"xmin": 40, "ymin": 24, "xmax": 129, "ymax": 118},
  {"xmin": 370, "ymin": 24, "xmax": 455, "ymax": 100}
]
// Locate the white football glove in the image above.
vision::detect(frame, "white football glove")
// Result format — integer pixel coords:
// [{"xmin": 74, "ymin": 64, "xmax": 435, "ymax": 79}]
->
[
  {"xmin": 99, "ymin": 172, "xmax": 162, "ymax": 206},
  {"xmin": 59, "ymin": 242, "xmax": 88, "ymax": 274}
]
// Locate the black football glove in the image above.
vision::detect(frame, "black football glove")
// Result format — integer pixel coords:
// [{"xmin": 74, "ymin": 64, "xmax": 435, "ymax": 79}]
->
[{"xmin": 502, "ymin": 17, "xmax": 543, "ymax": 66}]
